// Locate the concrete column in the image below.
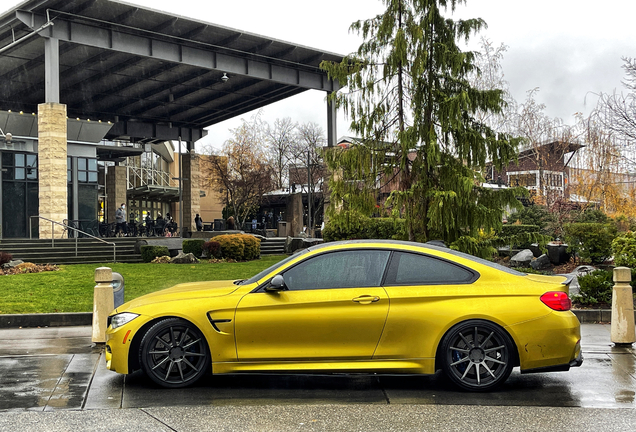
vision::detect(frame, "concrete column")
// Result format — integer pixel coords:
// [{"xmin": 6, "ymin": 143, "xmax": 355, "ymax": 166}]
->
[
  {"xmin": 106, "ymin": 166, "xmax": 127, "ymax": 224},
  {"xmin": 182, "ymin": 151, "xmax": 201, "ymax": 233},
  {"xmin": 285, "ymin": 193, "xmax": 304, "ymax": 237},
  {"xmin": 38, "ymin": 103, "xmax": 67, "ymax": 239},
  {"xmin": 611, "ymin": 267, "xmax": 636, "ymax": 345}
]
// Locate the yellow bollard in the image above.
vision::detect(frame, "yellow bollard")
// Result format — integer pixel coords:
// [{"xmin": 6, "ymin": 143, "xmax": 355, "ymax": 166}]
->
[
  {"xmin": 611, "ymin": 267, "xmax": 636, "ymax": 345},
  {"xmin": 92, "ymin": 267, "xmax": 114, "ymax": 344}
]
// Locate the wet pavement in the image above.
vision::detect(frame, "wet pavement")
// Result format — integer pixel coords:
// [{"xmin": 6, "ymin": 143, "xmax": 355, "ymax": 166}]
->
[{"xmin": 0, "ymin": 324, "xmax": 634, "ymax": 413}]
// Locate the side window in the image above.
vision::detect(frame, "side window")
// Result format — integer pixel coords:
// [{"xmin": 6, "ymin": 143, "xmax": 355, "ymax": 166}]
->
[
  {"xmin": 282, "ymin": 250, "xmax": 391, "ymax": 291},
  {"xmin": 385, "ymin": 252, "xmax": 476, "ymax": 285}
]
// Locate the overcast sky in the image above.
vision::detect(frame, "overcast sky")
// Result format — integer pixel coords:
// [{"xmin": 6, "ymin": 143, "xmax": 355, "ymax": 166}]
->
[{"xmin": 5, "ymin": 0, "xmax": 635, "ymax": 151}]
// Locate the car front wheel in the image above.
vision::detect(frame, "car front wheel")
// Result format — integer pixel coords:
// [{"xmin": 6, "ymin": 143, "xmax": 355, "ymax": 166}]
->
[
  {"xmin": 440, "ymin": 320, "xmax": 515, "ymax": 391},
  {"xmin": 139, "ymin": 318, "xmax": 210, "ymax": 388}
]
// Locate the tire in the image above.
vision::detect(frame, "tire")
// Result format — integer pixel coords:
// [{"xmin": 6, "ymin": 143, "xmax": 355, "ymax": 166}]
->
[
  {"xmin": 139, "ymin": 318, "xmax": 210, "ymax": 388},
  {"xmin": 440, "ymin": 320, "xmax": 515, "ymax": 392}
]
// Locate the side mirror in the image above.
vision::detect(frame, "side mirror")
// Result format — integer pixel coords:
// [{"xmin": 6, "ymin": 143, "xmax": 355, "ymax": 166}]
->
[{"xmin": 264, "ymin": 275, "xmax": 287, "ymax": 292}]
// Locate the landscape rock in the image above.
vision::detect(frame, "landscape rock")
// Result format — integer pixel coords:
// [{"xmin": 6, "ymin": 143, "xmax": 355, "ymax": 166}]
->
[
  {"xmin": 510, "ymin": 249, "xmax": 534, "ymax": 267},
  {"xmin": 531, "ymin": 254, "xmax": 551, "ymax": 270},
  {"xmin": 2, "ymin": 259, "xmax": 24, "ymax": 269},
  {"xmin": 170, "ymin": 252, "xmax": 199, "ymax": 264}
]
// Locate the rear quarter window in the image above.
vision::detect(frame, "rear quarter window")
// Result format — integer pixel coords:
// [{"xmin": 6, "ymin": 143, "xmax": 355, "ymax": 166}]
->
[{"xmin": 384, "ymin": 251, "xmax": 477, "ymax": 285}]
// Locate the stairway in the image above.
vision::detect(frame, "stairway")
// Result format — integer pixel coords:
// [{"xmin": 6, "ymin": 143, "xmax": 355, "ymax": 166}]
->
[
  {"xmin": 0, "ymin": 237, "xmax": 143, "ymax": 265},
  {"xmin": 260, "ymin": 237, "xmax": 286, "ymax": 255}
]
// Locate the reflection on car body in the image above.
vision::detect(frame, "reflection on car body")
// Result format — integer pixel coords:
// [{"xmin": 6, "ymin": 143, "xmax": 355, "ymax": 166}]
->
[{"xmin": 105, "ymin": 240, "xmax": 582, "ymax": 391}]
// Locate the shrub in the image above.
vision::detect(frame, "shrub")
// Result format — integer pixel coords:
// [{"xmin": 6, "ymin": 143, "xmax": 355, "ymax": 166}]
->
[
  {"xmin": 214, "ymin": 234, "xmax": 245, "ymax": 260},
  {"xmin": 203, "ymin": 241, "xmax": 221, "ymax": 258},
  {"xmin": 497, "ymin": 224, "xmax": 549, "ymax": 254},
  {"xmin": 0, "ymin": 251, "xmax": 13, "ymax": 266},
  {"xmin": 507, "ymin": 204, "xmax": 554, "ymax": 233},
  {"xmin": 141, "ymin": 245, "xmax": 170, "ymax": 263},
  {"xmin": 183, "ymin": 239, "xmax": 205, "ymax": 257},
  {"xmin": 612, "ymin": 231, "xmax": 636, "ymax": 268},
  {"xmin": 563, "ymin": 223, "xmax": 617, "ymax": 264},
  {"xmin": 574, "ymin": 208, "xmax": 610, "ymax": 224},
  {"xmin": 241, "ymin": 234, "xmax": 261, "ymax": 260},
  {"xmin": 573, "ymin": 269, "xmax": 613, "ymax": 306},
  {"xmin": 323, "ymin": 212, "xmax": 407, "ymax": 242}
]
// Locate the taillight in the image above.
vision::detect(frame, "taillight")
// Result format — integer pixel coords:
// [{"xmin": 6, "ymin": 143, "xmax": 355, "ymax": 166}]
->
[{"xmin": 540, "ymin": 291, "xmax": 571, "ymax": 311}]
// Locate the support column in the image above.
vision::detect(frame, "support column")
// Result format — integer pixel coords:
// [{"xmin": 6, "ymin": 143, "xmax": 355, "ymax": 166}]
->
[
  {"xmin": 38, "ymin": 103, "xmax": 67, "ymax": 239},
  {"xmin": 285, "ymin": 193, "xmax": 304, "ymax": 237},
  {"xmin": 182, "ymin": 150, "xmax": 201, "ymax": 233},
  {"xmin": 327, "ymin": 91, "xmax": 337, "ymax": 147},
  {"xmin": 106, "ymin": 166, "xmax": 127, "ymax": 224}
]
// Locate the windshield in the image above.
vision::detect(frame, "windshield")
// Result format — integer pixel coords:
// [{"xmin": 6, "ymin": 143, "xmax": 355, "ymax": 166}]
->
[{"xmin": 238, "ymin": 249, "xmax": 311, "ymax": 285}]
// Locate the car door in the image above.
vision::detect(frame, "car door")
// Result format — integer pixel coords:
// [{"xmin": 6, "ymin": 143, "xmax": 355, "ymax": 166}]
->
[
  {"xmin": 235, "ymin": 249, "xmax": 391, "ymax": 362},
  {"xmin": 374, "ymin": 251, "xmax": 478, "ymax": 360}
]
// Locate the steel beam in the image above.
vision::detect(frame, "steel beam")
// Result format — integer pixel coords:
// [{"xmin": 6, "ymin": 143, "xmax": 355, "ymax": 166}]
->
[
  {"xmin": 44, "ymin": 37, "xmax": 60, "ymax": 103},
  {"xmin": 16, "ymin": 10, "xmax": 340, "ymax": 92}
]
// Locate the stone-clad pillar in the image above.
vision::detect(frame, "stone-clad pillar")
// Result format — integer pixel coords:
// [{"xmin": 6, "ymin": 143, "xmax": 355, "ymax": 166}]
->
[
  {"xmin": 38, "ymin": 103, "xmax": 67, "ymax": 239},
  {"xmin": 182, "ymin": 151, "xmax": 201, "ymax": 232},
  {"xmin": 286, "ymin": 193, "xmax": 304, "ymax": 237},
  {"xmin": 106, "ymin": 166, "xmax": 127, "ymax": 224}
]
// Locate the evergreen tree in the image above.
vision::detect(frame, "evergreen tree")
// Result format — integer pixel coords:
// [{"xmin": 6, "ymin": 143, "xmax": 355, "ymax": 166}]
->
[{"xmin": 321, "ymin": 0, "xmax": 525, "ymax": 257}]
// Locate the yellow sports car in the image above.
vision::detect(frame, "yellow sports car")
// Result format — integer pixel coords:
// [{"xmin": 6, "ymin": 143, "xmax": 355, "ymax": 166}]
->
[{"xmin": 105, "ymin": 240, "xmax": 582, "ymax": 391}]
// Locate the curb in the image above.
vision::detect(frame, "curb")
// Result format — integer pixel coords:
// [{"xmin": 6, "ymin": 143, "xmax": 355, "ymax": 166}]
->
[
  {"xmin": 0, "ymin": 310, "xmax": 632, "ymax": 329},
  {"xmin": 0, "ymin": 313, "xmax": 92, "ymax": 329}
]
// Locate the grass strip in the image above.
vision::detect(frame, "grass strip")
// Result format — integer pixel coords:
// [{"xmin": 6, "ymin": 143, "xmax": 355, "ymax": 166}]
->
[{"xmin": 0, "ymin": 255, "xmax": 287, "ymax": 314}]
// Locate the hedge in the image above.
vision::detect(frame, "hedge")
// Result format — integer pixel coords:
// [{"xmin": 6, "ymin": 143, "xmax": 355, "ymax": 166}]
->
[
  {"xmin": 141, "ymin": 245, "xmax": 170, "ymax": 263},
  {"xmin": 323, "ymin": 215, "xmax": 407, "ymax": 242},
  {"xmin": 183, "ymin": 239, "xmax": 205, "ymax": 257}
]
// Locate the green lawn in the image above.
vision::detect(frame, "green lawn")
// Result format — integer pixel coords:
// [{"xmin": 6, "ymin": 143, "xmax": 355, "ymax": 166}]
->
[{"xmin": 0, "ymin": 255, "xmax": 288, "ymax": 314}]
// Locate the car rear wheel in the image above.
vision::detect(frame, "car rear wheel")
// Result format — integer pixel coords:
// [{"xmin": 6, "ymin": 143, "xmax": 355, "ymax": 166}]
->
[
  {"xmin": 440, "ymin": 320, "xmax": 514, "ymax": 391},
  {"xmin": 139, "ymin": 318, "xmax": 210, "ymax": 388}
]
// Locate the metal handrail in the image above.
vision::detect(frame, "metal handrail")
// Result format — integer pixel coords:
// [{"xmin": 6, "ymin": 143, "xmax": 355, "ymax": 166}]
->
[{"xmin": 29, "ymin": 216, "xmax": 117, "ymax": 262}]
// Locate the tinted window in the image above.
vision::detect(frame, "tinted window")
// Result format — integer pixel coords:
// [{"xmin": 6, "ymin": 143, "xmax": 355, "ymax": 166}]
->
[
  {"xmin": 283, "ymin": 250, "xmax": 391, "ymax": 291},
  {"xmin": 385, "ymin": 252, "xmax": 475, "ymax": 285}
]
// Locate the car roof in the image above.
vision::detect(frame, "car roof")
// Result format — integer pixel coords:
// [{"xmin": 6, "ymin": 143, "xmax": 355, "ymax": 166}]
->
[{"xmin": 306, "ymin": 240, "xmax": 525, "ymax": 276}]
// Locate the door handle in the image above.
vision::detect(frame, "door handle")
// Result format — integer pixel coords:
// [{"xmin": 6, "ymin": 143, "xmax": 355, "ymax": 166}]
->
[{"xmin": 352, "ymin": 295, "xmax": 380, "ymax": 305}]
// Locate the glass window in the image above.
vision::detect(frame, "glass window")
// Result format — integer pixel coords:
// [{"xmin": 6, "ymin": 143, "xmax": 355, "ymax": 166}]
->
[
  {"xmin": 26, "ymin": 154, "xmax": 37, "ymax": 168},
  {"xmin": 15, "ymin": 168, "xmax": 25, "ymax": 180},
  {"xmin": 385, "ymin": 252, "xmax": 475, "ymax": 285},
  {"xmin": 78, "ymin": 158, "xmax": 87, "ymax": 170},
  {"xmin": 282, "ymin": 250, "xmax": 391, "ymax": 291},
  {"xmin": 15, "ymin": 154, "xmax": 25, "ymax": 167}
]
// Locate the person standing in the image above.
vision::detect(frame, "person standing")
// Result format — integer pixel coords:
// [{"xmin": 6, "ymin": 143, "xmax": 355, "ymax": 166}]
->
[
  {"xmin": 195, "ymin": 214, "xmax": 203, "ymax": 231},
  {"xmin": 115, "ymin": 203, "xmax": 127, "ymax": 236}
]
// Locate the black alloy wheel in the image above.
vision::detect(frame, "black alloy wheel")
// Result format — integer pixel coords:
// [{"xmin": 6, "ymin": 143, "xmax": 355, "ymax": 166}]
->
[
  {"xmin": 440, "ymin": 320, "xmax": 515, "ymax": 391},
  {"xmin": 139, "ymin": 318, "xmax": 210, "ymax": 388}
]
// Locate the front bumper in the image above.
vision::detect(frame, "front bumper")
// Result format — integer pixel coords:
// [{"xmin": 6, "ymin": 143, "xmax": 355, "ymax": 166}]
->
[{"xmin": 105, "ymin": 314, "xmax": 149, "ymax": 374}]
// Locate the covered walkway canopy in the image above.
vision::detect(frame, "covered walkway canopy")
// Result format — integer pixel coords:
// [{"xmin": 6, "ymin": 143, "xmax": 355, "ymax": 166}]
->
[{"xmin": 0, "ymin": 0, "xmax": 342, "ymax": 145}]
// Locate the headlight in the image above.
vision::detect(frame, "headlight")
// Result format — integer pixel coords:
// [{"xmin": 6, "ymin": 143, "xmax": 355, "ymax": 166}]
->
[{"xmin": 110, "ymin": 312, "xmax": 139, "ymax": 329}]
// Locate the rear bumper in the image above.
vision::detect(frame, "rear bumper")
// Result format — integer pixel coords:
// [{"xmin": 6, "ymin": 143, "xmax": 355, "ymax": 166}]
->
[{"xmin": 521, "ymin": 351, "xmax": 583, "ymax": 374}]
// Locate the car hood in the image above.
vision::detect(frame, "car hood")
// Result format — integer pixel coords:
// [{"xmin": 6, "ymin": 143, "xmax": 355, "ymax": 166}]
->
[{"xmin": 116, "ymin": 280, "xmax": 242, "ymax": 312}]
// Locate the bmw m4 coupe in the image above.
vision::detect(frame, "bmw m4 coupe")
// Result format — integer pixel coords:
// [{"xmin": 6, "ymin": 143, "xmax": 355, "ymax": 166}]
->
[{"xmin": 105, "ymin": 240, "xmax": 582, "ymax": 391}]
